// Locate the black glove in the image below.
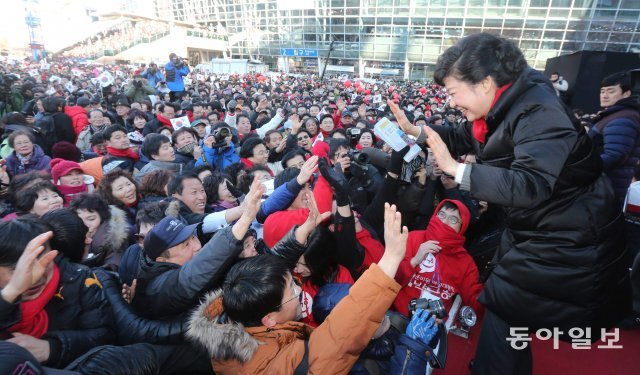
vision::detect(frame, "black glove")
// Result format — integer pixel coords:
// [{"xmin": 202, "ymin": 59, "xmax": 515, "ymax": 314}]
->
[
  {"xmin": 226, "ymin": 180, "xmax": 244, "ymax": 199},
  {"xmin": 318, "ymin": 158, "xmax": 350, "ymax": 206},
  {"xmin": 387, "ymin": 146, "xmax": 410, "ymax": 176}
]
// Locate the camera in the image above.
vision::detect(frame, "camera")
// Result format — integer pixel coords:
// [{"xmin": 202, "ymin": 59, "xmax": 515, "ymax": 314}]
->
[
  {"xmin": 172, "ymin": 56, "xmax": 185, "ymax": 68},
  {"xmin": 134, "ymin": 79, "xmax": 143, "ymax": 88},
  {"xmin": 408, "ymin": 297, "xmax": 446, "ymax": 319},
  {"xmin": 347, "ymin": 149, "xmax": 369, "ymax": 165},
  {"xmin": 345, "ymin": 127, "xmax": 361, "ymax": 147},
  {"xmin": 212, "ymin": 127, "xmax": 230, "ymax": 148}
]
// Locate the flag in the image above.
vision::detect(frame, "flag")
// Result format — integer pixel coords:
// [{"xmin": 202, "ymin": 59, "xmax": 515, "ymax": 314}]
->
[{"xmin": 170, "ymin": 116, "xmax": 191, "ymax": 130}]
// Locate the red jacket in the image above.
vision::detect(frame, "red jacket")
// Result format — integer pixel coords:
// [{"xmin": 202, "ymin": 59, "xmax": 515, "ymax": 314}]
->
[
  {"xmin": 393, "ymin": 199, "xmax": 484, "ymax": 317},
  {"xmin": 64, "ymin": 105, "xmax": 89, "ymax": 137},
  {"xmin": 263, "ymin": 175, "xmax": 333, "ymax": 248}
]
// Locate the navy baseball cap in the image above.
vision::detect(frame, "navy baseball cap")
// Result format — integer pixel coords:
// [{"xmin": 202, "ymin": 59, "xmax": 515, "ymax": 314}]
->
[{"xmin": 144, "ymin": 217, "xmax": 198, "ymax": 260}]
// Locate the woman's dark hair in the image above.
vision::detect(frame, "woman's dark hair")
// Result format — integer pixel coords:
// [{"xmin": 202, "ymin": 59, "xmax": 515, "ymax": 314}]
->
[
  {"xmin": 156, "ymin": 126, "xmax": 174, "ymax": 135},
  {"xmin": 0, "ymin": 217, "xmax": 49, "ymax": 266},
  {"xmin": 222, "ymin": 255, "xmax": 290, "ymax": 327},
  {"xmin": 142, "ymin": 133, "xmax": 171, "ymax": 159},
  {"xmin": 357, "ymin": 128, "xmax": 375, "ymax": 144},
  {"xmin": 330, "ymin": 129, "xmax": 347, "ymax": 139},
  {"xmin": 70, "ymin": 193, "xmax": 112, "ymax": 223},
  {"xmin": 302, "ymin": 227, "xmax": 340, "ymax": 288},
  {"xmin": 8, "ymin": 130, "xmax": 35, "ymax": 148},
  {"xmin": 1, "ymin": 112, "xmax": 28, "ymax": 126},
  {"xmin": 296, "ymin": 129, "xmax": 312, "ymax": 140},
  {"xmin": 303, "ymin": 117, "xmax": 319, "ymax": 130},
  {"xmin": 41, "ymin": 208, "xmax": 88, "ymax": 262},
  {"xmin": 237, "ymin": 165, "xmax": 271, "ymax": 193},
  {"xmin": 14, "ymin": 181, "xmax": 62, "ymax": 215},
  {"xmin": 222, "ymin": 162, "xmax": 247, "ymax": 186},
  {"xmin": 8, "ymin": 171, "xmax": 50, "ymax": 205},
  {"xmin": 98, "ymin": 169, "xmax": 138, "ymax": 207},
  {"xmin": 202, "ymin": 173, "xmax": 231, "ymax": 204},
  {"xmin": 355, "ymin": 119, "xmax": 371, "ymax": 129},
  {"xmin": 240, "ymin": 137, "xmax": 266, "ymax": 158},
  {"xmin": 140, "ymin": 169, "xmax": 172, "ymax": 197},
  {"xmin": 433, "ymin": 32, "xmax": 527, "ymax": 87},
  {"xmin": 127, "ymin": 108, "xmax": 147, "ymax": 122},
  {"xmin": 193, "ymin": 164, "xmax": 214, "ymax": 178}
]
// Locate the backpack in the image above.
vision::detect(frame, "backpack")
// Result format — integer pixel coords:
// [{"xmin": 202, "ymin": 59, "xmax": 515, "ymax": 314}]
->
[{"xmin": 33, "ymin": 113, "xmax": 57, "ymax": 155}]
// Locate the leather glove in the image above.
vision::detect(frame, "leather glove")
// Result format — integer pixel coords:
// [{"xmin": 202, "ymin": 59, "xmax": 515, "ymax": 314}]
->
[
  {"xmin": 387, "ymin": 146, "xmax": 410, "ymax": 176},
  {"xmin": 318, "ymin": 158, "xmax": 350, "ymax": 206},
  {"xmin": 406, "ymin": 308, "xmax": 438, "ymax": 346},
  {"xmin": 226, "ymin": 180, "xmax": 244, "ymax": 199}
]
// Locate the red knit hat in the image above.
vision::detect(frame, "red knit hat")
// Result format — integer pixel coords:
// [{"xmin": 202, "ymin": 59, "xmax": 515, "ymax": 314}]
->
[{"xmin": 50, "ymin": 158, "xmax": 83, "ymax": 184}]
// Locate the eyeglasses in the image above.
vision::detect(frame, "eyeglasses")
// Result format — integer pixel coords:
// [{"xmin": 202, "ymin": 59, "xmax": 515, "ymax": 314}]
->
[
  {"xmin": 297, "ymin": 135, "xmax": 310, "ymax": 141},
  {"xmin": 14, "ymin": 141, "xmax": 33, "ymax": 147},
  {"xmin": 437, "ymin": 211, "xmax": 461, "ymax": 226},
  {"xmin": 275, "ymin": 278, "xmax": 302, "ymax": 310}
]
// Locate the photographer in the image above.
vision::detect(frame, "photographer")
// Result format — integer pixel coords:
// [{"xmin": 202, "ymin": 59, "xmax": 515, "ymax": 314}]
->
[
  {"xmin": 195, "ymin": 122, "xmax": 239, "ymax": 171},
  {"xmin": 125, "ymin": 75, "xmax": 156, "ymax": 104},
  {"xmin": 140, "ymin": 63, "xmax": 164, "ymax": 88},
  {"xmin": 164, "ymin": 53, "xmax": 189, "ymax": 102}
]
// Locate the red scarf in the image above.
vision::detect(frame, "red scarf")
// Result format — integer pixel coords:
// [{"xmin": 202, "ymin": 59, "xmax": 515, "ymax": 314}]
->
[
  {"xmin": 9, "ymin": 264, "xmax": 60, "ymax": 338},
  {"xmin": 472, "ymin": 82, "xmax": 513, "ymax": 143},
  {"xmin": 156, "ymin": 113, "xmax": 173, "ymax": 127},
  {"xmin": 58, "ymin": 184, "xmax": 89, "ymax": 206},
  {"xmin": 106, "ymin": 146, "xmax": 140, "ymax": 161},
  {"xmin": 411, "ymin": 200, "xmax": 471, "ymax": 254},
  {"xmin": 240, "ymin": 158, "xmax": 274, "ymax": 176}
]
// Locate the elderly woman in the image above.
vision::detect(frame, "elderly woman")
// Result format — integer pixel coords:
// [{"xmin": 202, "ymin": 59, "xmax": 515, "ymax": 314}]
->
[
  {"xmin": 4, "ymin": 131, "xmax": 51, "ymax": 178},
  {"xmin": 390, "ymin": 32, "xmax": 628, "ymax": 375}
]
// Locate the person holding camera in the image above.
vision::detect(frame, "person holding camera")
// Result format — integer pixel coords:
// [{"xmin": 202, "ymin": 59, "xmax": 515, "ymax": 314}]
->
[
  {"xmin": 140, "ymin": 63, "xmax": 164, "ymax": 88},
  {"xmin": 164, "ymin": 53, "xmax": 189, "ymax": 102},
  {"xmin": 125, "ymin": 75, "xmax": 156, "ymax": 104},
  {"xmin": 195, "ymin": 122, "xmax": 239, "ymax": 171}
]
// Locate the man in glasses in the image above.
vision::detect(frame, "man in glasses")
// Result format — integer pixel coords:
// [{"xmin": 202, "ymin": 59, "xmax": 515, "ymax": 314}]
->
[{"xmin": 392, "ymin": 199, "xmax": 484, "ymax": 318}]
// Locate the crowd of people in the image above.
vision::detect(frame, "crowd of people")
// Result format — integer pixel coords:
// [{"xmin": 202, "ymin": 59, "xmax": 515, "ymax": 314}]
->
[
  {"xmin": 0, "ymin": 31, "xmax": 637, "ymax": 375},
  {"xmin": 61, "ymin": 20, "xmax": 171, "ymax": 59}
]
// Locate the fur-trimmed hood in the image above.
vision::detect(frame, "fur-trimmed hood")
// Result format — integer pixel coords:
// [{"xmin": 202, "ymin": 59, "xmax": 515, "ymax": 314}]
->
[
  {"xmin": 186, "ymin": 290, "xmax": 260, "ymax": 363},
  {"xmin": 91, "ymin": 205, "xmax": 131, "ymax": 255}
]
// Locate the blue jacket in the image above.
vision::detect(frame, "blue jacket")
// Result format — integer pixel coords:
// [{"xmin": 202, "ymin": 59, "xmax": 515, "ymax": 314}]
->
[
  {"xmin": 256, "ymin": 179, "xmax": 302, "ymax": 223},
  {"xmin": 4, "ymin": 143, "xmax": 51, "ymax": 177},
  {"xmin": 196, "ymin": 144, "xmax": 240, "ymax": 170},
  {"xmin": 388, "ymin": 334, "xmax": 435, "ymax": 374},
  {"xmin": 140, "ymin": 69, "xmax": 164, "ymax": 88},
  {"xmin": 589, "ymin": 97, "xmax": 640, "ymax": 203},
  {"xmin": 164, "ymin": 62, "xmax": 189, "ymax": 92}
]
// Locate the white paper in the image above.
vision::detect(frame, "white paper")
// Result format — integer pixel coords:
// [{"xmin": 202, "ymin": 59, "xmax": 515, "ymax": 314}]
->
[
  {"xmin": 170, "ymin": 116, "xmax": 191, "ymax": 130},
  {"xmin": 372, "ymin": 94, "xmax": 382, "ymax": 103},
  {"xmin": 373, "ymin": 118, "xmax": 412, "ymax": 152}
]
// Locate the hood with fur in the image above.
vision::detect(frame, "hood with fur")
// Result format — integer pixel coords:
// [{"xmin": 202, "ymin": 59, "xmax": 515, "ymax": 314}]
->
[
  {"xmin": 91, "ymin": 205, "xmax": 130, "ymax": 255},
  {"xmin": 186, "ymin": 290, "xmax": 260, "ymax": 363}
]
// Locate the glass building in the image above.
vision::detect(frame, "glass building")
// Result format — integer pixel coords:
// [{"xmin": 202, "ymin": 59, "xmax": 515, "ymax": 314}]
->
[{"xmin": 154, "ymin": 0, "xmax": 640, "ymax": 80}]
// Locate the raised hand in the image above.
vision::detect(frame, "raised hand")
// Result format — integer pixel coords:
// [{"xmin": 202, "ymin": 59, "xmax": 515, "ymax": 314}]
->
[
  {"xmin": 1, "ymin": 232, "xmax": 58, "ymax": 303},
  {"xmin": 296, "ymin": 155, "xmax": 318, "ymax": 185},
  {"xmin": 383, "ymin": 203, "xmax": 408, "ymax": 261},
  {"xmin": 387, "ymin": 99, "xmax": 420, "ymax": 138},
  {"xmin": 295, "ymin": 191, "xmax": 331, "ymax": 244},
  {"xmin": 424, "ymin": 126, "xmax": 458, "ymax": 177}
]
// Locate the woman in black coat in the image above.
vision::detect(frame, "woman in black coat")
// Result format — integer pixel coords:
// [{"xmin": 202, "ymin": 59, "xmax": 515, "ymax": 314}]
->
[{"xmin": 391, "ymin": 33, "xmax": 630, "ymax": 375}]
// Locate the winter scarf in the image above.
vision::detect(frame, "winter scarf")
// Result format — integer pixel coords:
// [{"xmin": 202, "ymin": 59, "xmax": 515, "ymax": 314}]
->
[
  {"xmin": 106, "ymin": 146, "xmax": 140, "ymax": 161},
  {"xmin": 472, "ymin": 82, "xmax": 513, "ymax": 143},
  {"xmin": 8, "ymin": 264, "xmax": 60, "ymax": 338}
]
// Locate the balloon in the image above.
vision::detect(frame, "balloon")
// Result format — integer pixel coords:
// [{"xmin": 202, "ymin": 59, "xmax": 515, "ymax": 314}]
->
[
  {"xmin": 393, "ymin": 93, "xmax": 400, "ymax": 99},
  {"xmin": 355, "ymin": 80, "xmax": 362, "ymax": 87},
  {"xmin": 356, "ymin": 86, "xmax": 365, "ymax": 93},
  {"xmin": 365, "ymin": 89, "xmax": 371, "ymax": 95},
  {"xmin": 419, "ymin": 87, "xmax": 427, "ymax": 95},
  {"xmin": 388, "ymin": 86, "xmax": 395, "ymax": 93},
  {"xmin": 344, "ymin": 80, "xmax": 352, "ymax": 88}
]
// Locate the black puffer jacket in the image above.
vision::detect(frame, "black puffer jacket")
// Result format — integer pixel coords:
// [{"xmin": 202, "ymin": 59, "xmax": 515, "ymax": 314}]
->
[
  {"xmin": 431, "ymin": 68, "xmax": 630, "ymax": 338},
  {"xmin": 94, "ymin": 269, "xmax": 186, "ymax": 346},
  {"xmin": 0, "ymin": 256, "xmax": 115, "ymax": 368}
]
